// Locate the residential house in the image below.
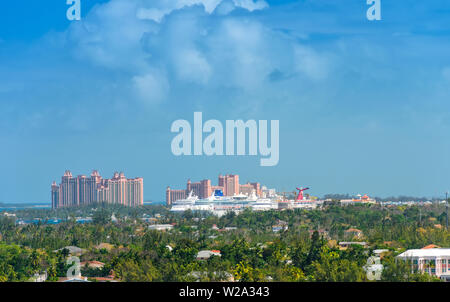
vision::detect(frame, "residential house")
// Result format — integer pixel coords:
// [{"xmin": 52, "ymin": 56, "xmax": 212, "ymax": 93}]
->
[{"xmin": 196, "ymin": 250, "xmax": 221, "ymax": 260}]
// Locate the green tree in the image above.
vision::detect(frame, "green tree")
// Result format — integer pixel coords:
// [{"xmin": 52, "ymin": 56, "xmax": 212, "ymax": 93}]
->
[
  {"xmin": 233, "ymin": 261, "xmax": 264, "ymax": 282},
  {"xmin": 93, "ymin": 209, "xmax": 111, "ymax": 225}
]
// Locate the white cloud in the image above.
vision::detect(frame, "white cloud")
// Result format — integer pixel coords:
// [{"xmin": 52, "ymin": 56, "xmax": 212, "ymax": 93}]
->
[
  {"xmin": 294, "ymin": 45, "xmax": 330, "ymax": 80},
  {"xmin": 174, "ymin": 0, "xmax": 223, "ymax": 13},
  {"xmin": 132, "ymin": 71, "xmax": 170, "ymax": 103},
  {"xmin": 442, "ymin": 67, "xmax": 450, "ymax": 82},
  {"xmin": 64, "ymin": 0, "xmax": 328, "ymax": 105},
  {"xmin": 214, "ymin": 0, "xmax": 236, "ymax": 15},
  {"xmin": 68, "ymin": 0, "xmax": 152, "ymax": 72},
  {"xmin": 232, "ymin": 0, "xmax": 268, "ymax": 12},
  {"xmin": 174, "ymin": 49, "xmax": 212, "ymax": 84},
  {"xmin": 205, "ymin": 19, "xmax": 273, "ymax": 90},
  {"xmin": 136, "ymin": 0, "xmax": 266, "ymax": 22},
  {"xmin": 136, "ymin": 8, "xmax": 167, "ymax": 22}
]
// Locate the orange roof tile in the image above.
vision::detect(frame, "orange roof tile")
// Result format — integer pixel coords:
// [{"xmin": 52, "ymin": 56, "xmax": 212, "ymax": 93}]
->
[{"xmin": 421, "ymin": 244, "xmax": 440, "ymax": 249}]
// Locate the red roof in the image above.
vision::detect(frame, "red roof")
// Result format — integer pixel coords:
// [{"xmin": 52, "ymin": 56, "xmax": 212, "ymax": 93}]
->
[
  {"xmin": 81, "ymin": 260, "xmax": 105, "ymax": 267},
  {"xmin": 345, "ymin": 228, "xmax": 362, "ymax": 233},
  {"xmin": 421, "ymin": 244, "xmax": 440, "ymax": 249}
]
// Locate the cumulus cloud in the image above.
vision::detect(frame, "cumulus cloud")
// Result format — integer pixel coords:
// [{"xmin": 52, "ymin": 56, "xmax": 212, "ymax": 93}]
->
[
  {"xmin": 136, "ymin": 0, "xmax": 267, "ymax": 22},
  {"xmin": 233, "ymin": 0, "xmax": 268, "ymax": 12},
  {"xmin": 173, "ymin": 49, "xmax": 212, "ymax": 84},
  {"xmin": 68, "ymin": 0, "xmax": 152, "ymax": 72},
  {"xmin": 136, "ymin": 8, "xmax": 167, "ymax": 23},
  {"xmin": 137, "ymin": 0, "xmax": 222, "ymax": 22},
  {"xmin": 65, "ymin": 0, "xmax": 327, "ymax": 105},
  {"xmin": 294, "ymin": 45, "xmax": 330, "ymax": 80},
  {"xmin": 443, "ymin": 67, "xmax": 450, "ymax": 82},
  {"xmin": 132, "ymin": 71, "xmax": 170, "ymax": 103},
  {"xmin": 214, "ymin": 0, "xmax": 236, "ymax": 15}
]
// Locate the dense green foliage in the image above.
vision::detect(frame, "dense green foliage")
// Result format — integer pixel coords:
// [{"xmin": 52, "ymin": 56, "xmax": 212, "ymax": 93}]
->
[{"xmin": 0, "ymin": 202, "xmax": 447, "ymax": 282}]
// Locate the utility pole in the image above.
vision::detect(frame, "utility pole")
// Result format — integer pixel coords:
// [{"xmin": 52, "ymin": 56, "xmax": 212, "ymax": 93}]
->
[{"xmin": 446, "ymin": 191, "xmax": 449, "ymax": 229}]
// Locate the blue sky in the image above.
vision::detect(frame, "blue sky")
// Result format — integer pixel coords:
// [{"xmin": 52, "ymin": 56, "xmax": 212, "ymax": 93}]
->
[{"xmin": 1, "ymin": 0, "xmax": 450, "ymax": 203}]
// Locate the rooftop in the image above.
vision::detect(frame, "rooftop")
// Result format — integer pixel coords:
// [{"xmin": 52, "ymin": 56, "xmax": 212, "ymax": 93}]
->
[
  {"xmin": 422, "ymin": 244, "xmax": 441, "ymax": 249},
  {"xmin": 397, "ymin": 248, "xmax": 450, "ymax": 258},
  {"xmin": 54, "ymin": 246, "xmax": 86, "ymax": 254},
  {"xmin": 345, "ymin": 228, "xmax": 363, "ymax": 233},
  {"xmin": 196, "ymin": 250, "xmax": 222, "ymax": 259},
  {"xmin": 148, "ymin": 224, "xmax": 174, "ymax": 230},
  {"xmin": 81, "ymin": 261, "xmax": 105, "ymax": 268},
  {"xmin": 339, "ymin": 242, "xmax": 367, "ymax": 246}
]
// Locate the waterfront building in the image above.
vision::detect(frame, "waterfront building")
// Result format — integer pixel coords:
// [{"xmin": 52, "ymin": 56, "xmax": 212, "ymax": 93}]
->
[
  {"xmin": 239, "ymin": 182, "xmax": 261, "ymax": 197},
  {"xmin": 340, "ymin": 194, "xmax": 376, "ymax": 205},
  {"xmin": 166, "ymin": 174, "xmax": 261, "ymax": 205},
  {"xmin": 51, "ymin": 170, "xmax": 143, "ymax": 209}
]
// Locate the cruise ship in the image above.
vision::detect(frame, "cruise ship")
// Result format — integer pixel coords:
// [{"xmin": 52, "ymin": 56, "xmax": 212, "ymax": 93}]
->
[{"xmin": 170, "ymin": 190, "xmax": 278, "ymax": 216}]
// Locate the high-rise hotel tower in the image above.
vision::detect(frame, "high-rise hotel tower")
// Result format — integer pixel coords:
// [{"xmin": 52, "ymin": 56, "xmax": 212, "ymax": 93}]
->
[{"xmin": 51, "ymin": 170, "xmax": 143, "ymax": 208}]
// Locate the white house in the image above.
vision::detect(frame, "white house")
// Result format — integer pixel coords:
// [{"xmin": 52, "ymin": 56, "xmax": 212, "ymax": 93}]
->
[
  {"xmin": 396, "ymin": 248, "xmax": 450, "ymax": 278},
  {"xmin": 148, "ymin": 224, "xmax": 174, "ymax": 231},
  {"xmin": 196, "ymin": 250, "xmax": 221, "ymax": 260}
]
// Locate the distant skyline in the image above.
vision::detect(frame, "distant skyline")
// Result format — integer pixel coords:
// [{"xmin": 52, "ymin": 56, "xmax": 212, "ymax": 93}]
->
[{"xmin": 1, "ymin": 1, "xmax": 450, "ymax": 203}]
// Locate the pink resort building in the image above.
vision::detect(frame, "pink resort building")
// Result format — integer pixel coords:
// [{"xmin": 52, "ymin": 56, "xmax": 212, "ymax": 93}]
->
[{"xmin": 51, "ymin": 170, "xmax": 143, "ymax": 208}]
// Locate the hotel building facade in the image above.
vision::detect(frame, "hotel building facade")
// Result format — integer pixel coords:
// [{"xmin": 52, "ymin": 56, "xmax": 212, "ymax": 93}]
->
[
  {"xmin": 166, "ymin": 174, "xmax": 261, "ymax": 205},
  {"xmin": 396, "ymin": 248, "xmax": 450, "ymax": 278},
  {"xmin": 51, "ymin": 170, "xmax": 143, "ymax": 208}
]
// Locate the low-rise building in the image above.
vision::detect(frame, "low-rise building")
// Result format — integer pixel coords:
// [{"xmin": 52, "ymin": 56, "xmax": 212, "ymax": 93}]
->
[
  {"xmin": 54, "ymin": 246, "xmax": 86, "ymax": 256},
  {"xmin": 59, "ymin": 277, "xmax": 90, "ymax": 282},
  {"xmin": 344, "ymin": 228, "xmax": 364, "ymax": 239},
  {"xmin": 272, "ymin": 225, "xmax": 288, "ymax": 233},
  {"xmin": 340, "ymin": 194, "xmax": 376, "ymax": 205},
  {"xmin": 2, "ymin": 212, "xmax": 16, "ymax": 217},
  {"xmin": 81, "ymin": 261, "xmax": 105, "ymax": 269},
  {"xmin": 29, "ymin": 272, "xmax": 47, "ymax": 282},
  {"xmin": 88, "ymin": 276, "xmax": 118, "ymax": 282},
  {"xmin": 218, "ymin": 227, "xmax": 237, "ymax": 232},
  {"xmin": 187, "ymin": 271, "xmax": 234, "ymax": 282},
  {"xmin": 422, "ymin": 244, "xmax": 441, "ymax": 249},
  {"xmin": 95, "ymin": 243, "xmax": 114, "ymax": 251},
  {"xmin": 148, "ymin": 224, "xmax": 174, "ymax": 231},
  {"xmin": 196, "ymin": 250, "xmax": 221, "ymax": 260},
  {"xmin": 396, "ymin": 248, "xmax": 450, "ymax": 278},
  {"xmin": 373, "ymin": 249, "xmax": 389, "ymax": 256},
  {"xmin": 57, "ymin": 271, "xmax": 89, "ymax": 282}
]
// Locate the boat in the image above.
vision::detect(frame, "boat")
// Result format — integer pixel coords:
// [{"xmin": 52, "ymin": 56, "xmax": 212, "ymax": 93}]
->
[{"xmin": 170, "ymin": 189, "xmax": 278, "ymax": 215}]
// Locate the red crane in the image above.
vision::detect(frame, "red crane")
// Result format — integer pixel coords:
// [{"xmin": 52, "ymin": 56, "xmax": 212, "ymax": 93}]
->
[{"xmin": 296, "ymin": 187, "xmax": 310, "ymax": 201}]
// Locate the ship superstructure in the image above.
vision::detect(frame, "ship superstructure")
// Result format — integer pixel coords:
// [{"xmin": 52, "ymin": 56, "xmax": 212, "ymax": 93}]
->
[{"xmin": 170, "ymin": 189, "xmax": 278, "ymax": 216}]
